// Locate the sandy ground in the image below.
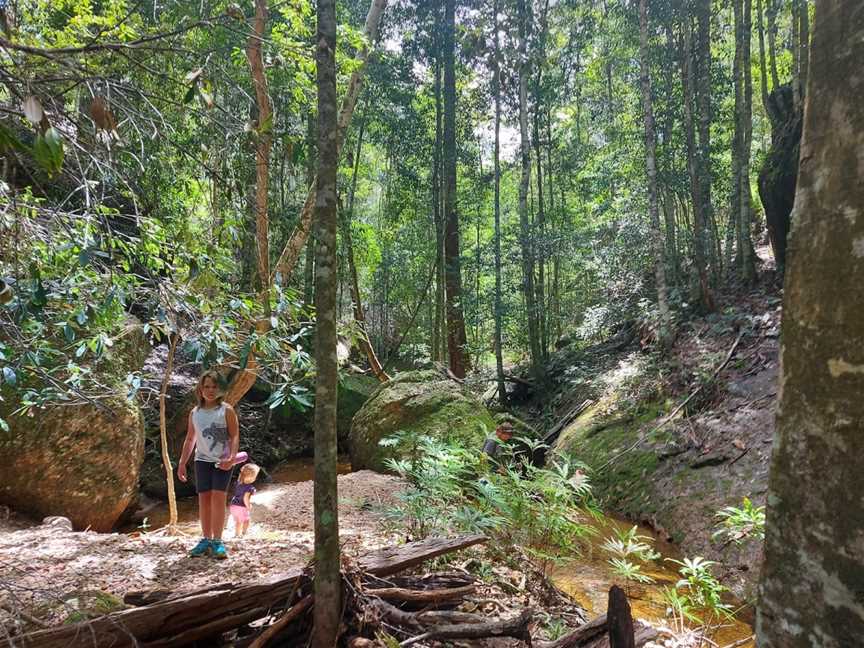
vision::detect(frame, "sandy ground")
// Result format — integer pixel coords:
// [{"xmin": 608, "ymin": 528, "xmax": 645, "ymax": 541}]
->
[{"xmin": 0, "ymin": 471, "xmax": 405, "ymax": 624}]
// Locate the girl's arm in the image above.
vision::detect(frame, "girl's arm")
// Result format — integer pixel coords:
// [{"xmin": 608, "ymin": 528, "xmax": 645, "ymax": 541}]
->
[
  {"xmin": 218, "ymin": 404, "xmax": 240, "ymax": 469},
  {"xmin": 244, "ymin": 491, "xmax": 252, "ymax": 510},
  {"xmin": 177, "ymin": 413, "xmax": 197, "ymax": 481}
]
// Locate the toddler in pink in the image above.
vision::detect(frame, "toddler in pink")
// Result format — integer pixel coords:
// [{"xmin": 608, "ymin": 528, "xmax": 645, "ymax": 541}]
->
[{"xmin": 230, "ymin": 463, "xmax": 260, "ymax": 537}]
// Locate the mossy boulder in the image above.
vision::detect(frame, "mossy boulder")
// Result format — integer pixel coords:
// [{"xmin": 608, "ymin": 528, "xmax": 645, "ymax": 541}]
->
[
  {"xmin": 349, "ymin": 370, "xmax": 496, "ymax": 472},
  {"xmin": 0, "ymin": 318, "xmax": 148, "ymax": 531}
]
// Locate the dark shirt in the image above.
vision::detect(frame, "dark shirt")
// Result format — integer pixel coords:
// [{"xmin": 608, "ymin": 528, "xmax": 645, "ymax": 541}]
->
[{"xmin": 231, "ymin": 483, "xmax": 256, "ymax": 507}]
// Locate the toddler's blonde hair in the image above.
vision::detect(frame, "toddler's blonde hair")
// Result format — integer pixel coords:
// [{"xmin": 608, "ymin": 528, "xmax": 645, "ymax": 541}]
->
[{"xmin": 240, "ymin": 463, "xmax": 260, "ymax": 484}]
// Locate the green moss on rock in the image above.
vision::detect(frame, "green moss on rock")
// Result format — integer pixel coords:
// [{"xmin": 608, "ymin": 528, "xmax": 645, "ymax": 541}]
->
[{"xmin": 350, "ymin": 370, "xmax": 496, "ymax": 472}]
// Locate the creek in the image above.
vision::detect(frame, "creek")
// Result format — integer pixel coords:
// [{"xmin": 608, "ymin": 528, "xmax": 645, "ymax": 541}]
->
[{"xmin": 132, "ymin": 460, "xmax": 754, "ymax": 646}]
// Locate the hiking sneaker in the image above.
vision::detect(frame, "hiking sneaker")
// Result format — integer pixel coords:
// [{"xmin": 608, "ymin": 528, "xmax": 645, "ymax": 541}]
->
[
  {"xmin": 189, "ymin": 537, "xmax": 211, "ymax": 558},
  {"xmin": 211, "ymin": 539, "xmax": 228, "ymax": 560}
]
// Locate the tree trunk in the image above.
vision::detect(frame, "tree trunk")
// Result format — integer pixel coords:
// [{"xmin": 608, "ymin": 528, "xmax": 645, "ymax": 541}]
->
[
  {"xmin": 766, "ymin": 0, "xmax": 780, "ymax": 89},
  {"xmin": 680, "ymin": 16, "xmax": 714, "ymax": 311},
  {"xmin": 432, "ymin": 59, "xmax": 444, "ymax": 364},
  {"xmin": 342, "ymin": 120, "xmax": 389, "ymax": 382},
  {"xmin": 492, "ymin": 0, "xmax": 506, "ymax": 404},
  {"xmin": 731, "ymin": 0, "xmax": 743, "ymax": 276},
  {"xmin": 695, "ymin": 0, "xmax": 716, "ymax": 281},
  {"xmin": 271, "ymin": 0, "xmax": 387, "ymax": 284},
  {"xmin": 757, "ymin": 3, "xmax": 864, "ymax": 645},
  {"xmin": 791, "ymin": 0, "xmax": 801, "ymax": 111},
  {"xmin": 304, "ymin": 110, "xmax": 316, "ymax": 308},
  {"xmin": 638, "ymin": 0, "xmax": 672, "ymax": 350},
  {"xmin": 159, "ymin": 334, "xmax": 179, "ymax": 531},
  {"xmin": 756, "ymin": 0, "xmax": 773, "ymax": 123},
  {"xmin": 798, "ymin": 0, "xmax": 809, "ymax": 100},
  {"xmin": 739, "ymin": 0, "xmax": 756, "ymax": 283},
  {"xmin": 442, "ymin": 0, "xmax": 468, "ymax": 378},
  {"xmin": 532, "ymin": 110, "xmax": 547, "ymax": 362},
  {"xmin": 312, "ymin": 0, "xmax": 340, "ymax": 641},
  {"xmin": 247, "ymin": 0, "xmax": 272, "ymax": 316},
  {"xmin": 517, "ymin": 0, "xmax": 543, "ymax": 383}
]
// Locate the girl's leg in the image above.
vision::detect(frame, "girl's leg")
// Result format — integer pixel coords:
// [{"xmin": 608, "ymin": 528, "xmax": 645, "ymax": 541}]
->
[
  {"xmin": 238, "ymin": 520, "xmax": 249, "ymax": 537},
  {"xmin": 198, "ymin": 491, "xmax": 213, "ymax": 538},
  {"xmin": 209, "ymin": 490, "xmax": 229, "ymax": 540}
]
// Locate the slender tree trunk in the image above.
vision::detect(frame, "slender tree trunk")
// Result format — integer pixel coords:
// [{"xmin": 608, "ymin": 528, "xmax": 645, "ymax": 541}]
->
[
  {"xmin": 695, "ymin": 0, "xmax": 717, "ymax": 281},
  {"xmin": 758, "ymin": 4, "xmax": 864, "ymax": 644},
  {"xmin": 311, "ymin": 0, "xmax": 340, "ymax": 641},
  {"xmin": 792, "ymin": 0, "xmax": 801, "ymax": 111},
  {"xmin": 159, "ymin": 334, "xmax": 179, "ymax": 532},
  {"xmin": 442, "ymin": 0, "xmax": 468, "ymax": 378},
  {"xmin": 304, "ymin": 110, "xmax": 316, "ymax": 308},
  {"xmin": 532, "ymin": 110, "xmax": 547, "ymax": 361},
  {"xmin": 492, "ymin": 0, "xmax": 506, "ymax": 404},
  {"xmin": 517, "ymin": 0, "xmax": 542, "ymax": 383},
  {"xmin": 740, "ymin": 0, "xmax": 756, "ymax": 283},
  {"xmin": 639, "ymin": 0, "xmax": 672, "ymax": 350},
  {"xmin": 546, "ymin": 108, "xmax": 561, "ymax": 345},
  {"xmin": 798, "ymin": 0, "xmax": 809, "ymax": 99},
  {"xmin": 731, "ymin": 0, "xmax": 743, "ymax": 276},
  {"xmin": 756, "ymin": 0, "xmax": 777, "ymax": 127},
  {"xmin": 247, "ymin": 0, "xmax": 272, "ymax": 315},
  {"xmin": 342, "ymin": 121, "xmax": 389, "ymax": 382},
  {"xmin": 680, "ymin": 17, "xmax": 714, "ymax": 311},
  {"xmin": 766, "ymin": 0, "xmax": 780, "ymax": 89},
  {"xmin": 271, "ymin": 0, "xmax": 387, "ymax": 283},
  {"xmin": 432, "ymin": 59, "xmax": 444, "ymax": 363}
]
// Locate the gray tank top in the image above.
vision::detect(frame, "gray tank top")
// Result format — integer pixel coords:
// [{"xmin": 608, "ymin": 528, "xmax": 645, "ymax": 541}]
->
[{"xmin": 192, "ymin": 403, "xmax": 230, "ymax": 462}]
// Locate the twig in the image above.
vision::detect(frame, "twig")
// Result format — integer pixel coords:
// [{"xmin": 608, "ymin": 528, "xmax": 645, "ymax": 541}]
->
[
  {"xmin": 597, "ymin": 331, "xmax": 744, "ymax": 472},
  {"xmin": 720, "ymin": 636, "xmax": 754, "ymax": 648},
  {"xmin": 0, "ymin": 602, "xmax": 50, "ymax": 629}
]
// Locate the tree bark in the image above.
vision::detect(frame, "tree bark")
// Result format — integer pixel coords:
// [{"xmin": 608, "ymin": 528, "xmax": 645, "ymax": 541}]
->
[
  {"xmin": 638, "ymin": 0, "xmax": 672, "ymax": 350},
  {"xmin": 246, "ymin": 0, "xmax": 272, "ymax": 315},
  {"xmin": 303, "ymin": 110, "xmax": 316, "ymax": 308},
  {"xmin": 517, "ymin": 0, "xmax": 543, "ymax": 383},
  {"xmin": 766, "ymin": 0, "xmax": 780, "ymax": 89},
  {"xmin": 442, "ymin": 0, "xmax": 468, "ymax": 378},
  {"xmin": 757, "ymin": 3, "xmax": 864, "ymax": 645},
  {"xmin": 312, "ymin": 0, "xmax": 340, "ymax": 641},
  {"xmin": 271, "ymin": 0, "xmax": 387, "ymax": 284},
  {"xmin": 798, "ymin": 0, "xmax": 809, "ymax": 100}
]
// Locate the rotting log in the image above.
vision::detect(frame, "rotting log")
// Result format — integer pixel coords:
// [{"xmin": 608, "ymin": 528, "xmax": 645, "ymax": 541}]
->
[
  {"xmin": 607, "ymin": 585, "xmax": 635, "ymax": 648},
  {"xmin": 365, "ymin": 584, "xmax": 475, "ymax": 606},
  {"xmin": 535, "ymin": 613, "xmax": 608, "ymax": 648},
  {"xmin": 399, "ymin": 607, "xmax": 534, "ymax": 647},
  {"xmin": 2, "ymin": 534, "xmax": 487, "ymax": 648}
]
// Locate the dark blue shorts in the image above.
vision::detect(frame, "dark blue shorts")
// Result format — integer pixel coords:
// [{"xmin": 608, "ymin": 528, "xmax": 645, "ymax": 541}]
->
[{"xmin": 194, "ymin": 460, "xmax": 234, "ymax": 493}]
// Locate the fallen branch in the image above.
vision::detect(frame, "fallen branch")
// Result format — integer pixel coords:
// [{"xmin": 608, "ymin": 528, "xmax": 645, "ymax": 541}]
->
[
  {"xmin": 248, "ymin": 595, "xmax": 313, "ymax": 648},
  {"xmin": 398, "ymin": 607, "xmax": 534, "ymax": 647},
  {"xmin": 535, "ymin": 613, "xmax": 608, "ymax": 648},
  {"xmin": 597, "ymin": 330, "xmax": 744, "ymax": 472},
  {"xmin": 543, "ymin": 399, "xmax": 595, "ymax": 445},
  {"xmin": 365, "ymin": 584, "xmax": 475, "ymax": 605}
]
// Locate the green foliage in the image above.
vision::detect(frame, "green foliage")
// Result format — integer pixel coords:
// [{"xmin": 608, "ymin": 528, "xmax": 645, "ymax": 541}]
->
[
  {"xmin": 713, "ymin": 497, "xmax": 766, "ymax": 545},
  {"xmin": 600, "ymin": 525, "xmax": 660, "ymax": 585},
  {"xmin": 666, "ymin": 556, "xmax": 733, "ymax": 624},
  {"xmin": 380, "ymin": 433, "xmax": 595, "ymax": 566}
]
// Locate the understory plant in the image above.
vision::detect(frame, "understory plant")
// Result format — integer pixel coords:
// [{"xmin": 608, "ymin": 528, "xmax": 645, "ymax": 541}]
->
[
  {"xmin": 663, "ymin": 556, "xmax": 733, "ymax": 639},
  {"xmin": 380, "ymin": 433, "xmax": 596, "ymax": 571},
  {"xmin": 713, "ymin": 497, "xmax": 766, "ymax": 545},
  {"xmin": 601, "ymin": 525, "xmax": 661, "ymax": 585}
]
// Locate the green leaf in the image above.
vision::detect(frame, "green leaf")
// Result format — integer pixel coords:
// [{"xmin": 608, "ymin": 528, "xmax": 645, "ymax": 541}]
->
[
  {"xmin": 183, "ymin": 86, "xmax": 197, "ymax": 104},
  {"xmin": 33, "ymin": 128, "xmax": 64, "ymax": 177},
  {"xmin": 0, "ymin": 417, "xmax": 8, "ymax": 433}
]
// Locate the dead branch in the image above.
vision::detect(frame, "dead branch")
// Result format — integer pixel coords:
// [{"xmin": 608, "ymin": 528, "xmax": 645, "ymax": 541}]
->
[
  {"xmin": 364, "ymin": 585, "xmax": 475, "ymax": 605},
  {"xmin": 247, "ymin": 595, "xmax": 313, "ymax": 648},
  {"xmin": 398, "ymin": 607, "xmax": 534, "ymax": 647}
]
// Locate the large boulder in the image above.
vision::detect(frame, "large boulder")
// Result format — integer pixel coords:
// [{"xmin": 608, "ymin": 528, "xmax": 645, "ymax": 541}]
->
[
  {"xmin": 0, "ymin": 318, "xmax": 147, "ymax": 531},
  {"xmin": 350, "ymin": 370, "xmax": 497, "ymax": 472}
]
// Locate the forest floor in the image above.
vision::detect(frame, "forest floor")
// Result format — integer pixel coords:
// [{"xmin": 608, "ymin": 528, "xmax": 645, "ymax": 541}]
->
[{"xmin": 0, "ymin": 470, "xmax": 590, "ymax": 646}]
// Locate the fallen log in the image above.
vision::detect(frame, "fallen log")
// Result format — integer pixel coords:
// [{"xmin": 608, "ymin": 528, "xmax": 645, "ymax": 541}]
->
[
  {"xmin": 542, "ymin": 399, "xmax": 595, "ymax": 446},
  {"xmin": 607, "ymin": 585, "xmax": 635, "ymax": 648},
  {"xmin": 2, "ymin": 534, "xmax": 488, "ymax": 648},
  {"xmin": 247, "ymin": 595, "xmax": 314, "ymax": 648},
  {"xmin": 366, "ymin": 597, "xmax": 485, "ymax": 629},
  {"xmin": 535, "ymin": 613, "xmax": 608, "ymax": 648},
  {"xmin": 399, "ymin": 607, "xmax": 534, "ymax": 647},
  {"xmin": 365, "ymin": 584, "xmax": 476, "ymax": 606}
]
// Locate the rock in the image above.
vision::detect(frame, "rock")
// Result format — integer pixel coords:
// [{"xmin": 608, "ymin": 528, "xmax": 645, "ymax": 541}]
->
[
  {"xmin": 0, "ymin": 317, "xmax": 147, "ymax": 532},
  {"xmin": 41, "ymin": 516, "xmax": 73, "ymax": 530},
  {"xmin": 689, "ymin": 450, "xmax": 731, "ymax": 469},
  {"xmin": 349, "ymin": 370, "xmax": 497, "ymax": 472}
]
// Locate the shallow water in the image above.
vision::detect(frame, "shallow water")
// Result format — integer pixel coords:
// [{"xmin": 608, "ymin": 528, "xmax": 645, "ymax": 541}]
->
[{"xmin": 549, "ymin": 514, "xmax": 755, "ymax": 647}]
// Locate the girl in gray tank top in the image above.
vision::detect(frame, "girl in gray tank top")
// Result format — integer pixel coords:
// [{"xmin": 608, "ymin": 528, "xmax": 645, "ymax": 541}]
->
[{"xmin": 192, "ymin": 402, "xmax": 230, "ymax": 462}]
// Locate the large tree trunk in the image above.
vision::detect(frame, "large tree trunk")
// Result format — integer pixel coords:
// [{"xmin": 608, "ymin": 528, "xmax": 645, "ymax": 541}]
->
[
  {"xmin": 271, "ymin": 0, "xmax": 387, "ymax": 284},
  {"xmin": 492, "ymin": 0, "xmax": 506, "ymax": 404},
  {"xmin": 247, "ymin": 0, "xmax": 272, "ymax": 315},
  {"xmin": 757, "ymin": 3, "xmax": 864, "ymax": 646},
  {"xmin": 442, "ymin": 0, "xmax": 468, "ymax": 378},
  {"xmin": 517, "ymin": 0, "xmax": 543, "ymax": 383},
  {"xmin": 312, "ymin": 0, "xmax": 340, "ymax": 641},
  {"xmin": 638, "ymin": 0, "xmax": 672, "ymax": 350}
]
